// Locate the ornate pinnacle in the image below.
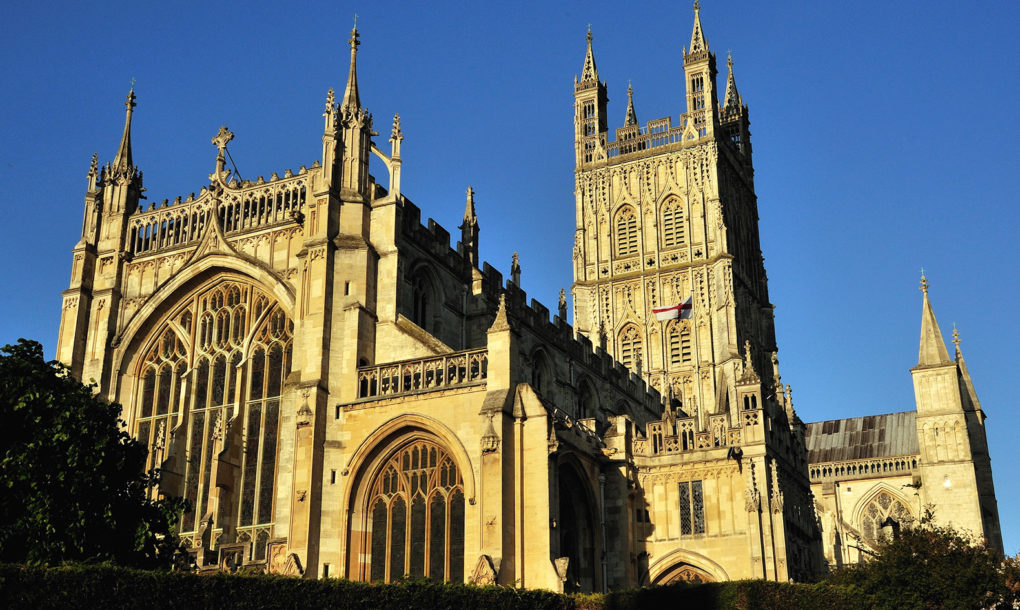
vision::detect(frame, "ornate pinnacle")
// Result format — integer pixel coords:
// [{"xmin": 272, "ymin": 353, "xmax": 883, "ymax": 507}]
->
[
  {"xmin": 488, "ymin": 294, "xmax": 511, "ymax": 333},
  {"xmin": 952, "ymin": 326, "xmax": 961, "ymax": 348},
  {"xmin": 88, "ymin": 152, "xmax": 98, "ymax": 177},
  {"xmin": 391, "ymin": 113, "xmax": 403, "ymax": 140},
  {"xmin": 324, "ymin": 88, "xmax": 335, "ymax": 116}
]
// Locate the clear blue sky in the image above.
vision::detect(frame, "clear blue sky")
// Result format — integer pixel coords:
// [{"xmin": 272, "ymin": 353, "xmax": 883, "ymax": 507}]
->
[{"xmin": 1, "ymin": 1, "xmax": 1017, "ymax": 555}]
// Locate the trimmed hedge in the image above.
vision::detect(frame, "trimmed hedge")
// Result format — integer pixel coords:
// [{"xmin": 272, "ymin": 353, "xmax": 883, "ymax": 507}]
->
[{"xmin": 0, "ymin": 563, "xmax": 870, "ymax": 609}]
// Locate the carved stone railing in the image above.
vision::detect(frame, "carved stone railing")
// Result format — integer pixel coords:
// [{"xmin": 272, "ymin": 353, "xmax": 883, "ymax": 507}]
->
[
  {"xmin": 809, "ymin": 455, "xmax": 919, "ymax": 482},
  {"xmin": 607, "ymin": 117, "xmax": 687, "ymax": 159},
  {"xmin": 128, "ymin": 171, "xmax": 308, "ymax": 256},
  {"xmin": 641, "ymin": 415, "xmax": 743, "ymax": 456},
  {"xmin": 357, "ymin": 348, "xmax": 488, "ymax": 399}
]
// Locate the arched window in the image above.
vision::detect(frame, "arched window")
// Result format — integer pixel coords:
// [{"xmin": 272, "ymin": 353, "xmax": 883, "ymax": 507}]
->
[
  {"xmin": 619, "ymin": 324, "xmax": 643, "ymax": 372},
  {"xmin": 667, "ymin": 321, "xmax": 693, "ymax": 368},
  {"xmin": 615, "ymin": 206, "xmax": 639, "ymax": 257},
  {"xmin": 532, "ymin": 350, "xmax": 552, "ymax": 397},
  {"xmin": 367, "ymin": 440, "xmax": 465, "ymax": 583},
  {"xmin": 859, "ymin": 490, "xmax": 912, "ymax": 548},
  {"xmin": 133, "ymin": 279, "xmax": 293, "ymax": 560},
  {"xmin": 410, "ymin": 270, "xmax": 438, "ymax": 333},
  {"xmin": 661, "ymin": 199, "xmax": 686, "ymax": 248},
  {"xmin": 577, "ymin": 379, "xmax": 598, "ymax": 420}
]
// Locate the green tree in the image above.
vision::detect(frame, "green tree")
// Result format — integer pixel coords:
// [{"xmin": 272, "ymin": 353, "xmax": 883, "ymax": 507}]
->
[
  {"xmin": 0, "ymin": 339, "xmax": 186, "ymax": 568},
  {"xmin": 826, "ymin": 512, "xmax": 1017, "ymax": 609}
]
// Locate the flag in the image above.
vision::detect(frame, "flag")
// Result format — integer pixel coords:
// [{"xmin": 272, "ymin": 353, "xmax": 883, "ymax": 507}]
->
[{"xmin": 653, "ymin": 296, "xmax": 693, "ymax": 321}]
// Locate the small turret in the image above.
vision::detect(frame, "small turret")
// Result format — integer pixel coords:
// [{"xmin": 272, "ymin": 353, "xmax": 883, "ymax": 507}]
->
[
  {"xmin": 573, "ymin": 27, "xmax": 609, "ymax": 167},
  {"xmin": 682, "ymin": 1, "xmax": 719, "ymax": 141},
  {"xmin": 338, "ymin": 24, "xmax": 373, "ymax": 201}
]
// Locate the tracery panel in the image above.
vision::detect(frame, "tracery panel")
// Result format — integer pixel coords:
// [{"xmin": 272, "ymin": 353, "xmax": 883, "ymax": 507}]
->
[
  {"xmin": 132, "ymin": 278, "xmax": 293, "ymax": 558},
  {"xmin": 366, "ymin": 440, "xmax": 465, "ymax": 583}
]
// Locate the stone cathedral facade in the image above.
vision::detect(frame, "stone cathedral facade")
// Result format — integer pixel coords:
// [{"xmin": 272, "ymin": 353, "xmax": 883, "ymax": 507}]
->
[{"xmin": 56, "ymin": 5, "xmax": 1000, "ymax": 592}]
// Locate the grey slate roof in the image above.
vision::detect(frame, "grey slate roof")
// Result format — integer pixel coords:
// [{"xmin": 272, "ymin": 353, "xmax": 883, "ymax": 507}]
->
[{"xmin": 805, "ymin": 411, "xmax": 919, "ymax": 464}]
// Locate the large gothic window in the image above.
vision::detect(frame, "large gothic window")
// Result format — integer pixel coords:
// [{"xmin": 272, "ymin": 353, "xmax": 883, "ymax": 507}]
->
[
  {"xmin": 615, "ymin": 206, "xmax": 639, "ymax": 257},
  {"xmin": 661, "ymin": 199, "xmax": 686, "ymax": 248},
  {"xmin": 860, "ymin": 490, "xmax": 912, "ymax": 548},
  {"xmin": 619, "ymin": 324, "xmax": 643, "ymax": 372},
  {"xmin": 368, "ymin": 440, "xmax": 465, "ymax": 583},
  {"xmin": 133, "ymin": 279, "xmax": 293, "ymax": 558}
]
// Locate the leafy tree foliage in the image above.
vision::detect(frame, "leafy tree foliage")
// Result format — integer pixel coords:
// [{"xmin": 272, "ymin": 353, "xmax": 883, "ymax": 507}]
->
[
  {"xmin": 0, "ymin": 339, "xmax": 185, "ymax": 567},
  {"xmin": 826, "ymin": 512, "xmax": 1018, "ymax": 609}
]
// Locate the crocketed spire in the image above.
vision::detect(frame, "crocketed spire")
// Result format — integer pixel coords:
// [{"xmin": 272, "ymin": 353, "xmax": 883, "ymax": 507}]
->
[
  {"xmin": 624, "ymin": 83, "xmax": 639, "ymax": 127},
  {"xmin": 723, "ymin": 54, "xmax": 741, "ymax": 110},
  {"xmin": 341, "ymin": 26, "xmax": 361, "ymax": 112},
  {"xmin": 580, "ymin": 26, "xmax": 599, "ymax": 83},
  {"xmin": 689, "ymin": 1, "xmax": 709, "ymax": 54},
  {"xmin": 112, "ymin": 85, "xmax": 137, "ymax": 171}
]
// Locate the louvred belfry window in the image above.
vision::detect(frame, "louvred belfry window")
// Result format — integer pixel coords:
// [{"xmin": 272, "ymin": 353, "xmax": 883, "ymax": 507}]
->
[
  {"xmin": 661, "ymin": 199, "xmax": 686, "ymax": 248},
  {"xmin": 615, "ymin": 206, "xmax": 639, "ymax": 257},
  {"xmin": 368, "ymin": 440, "xmax": 465, "ymax": 583},
  {"xmin": 133, "ymin": 278, "xmax": 293, "ymax": 559},
  {"xmin": 619, "ymin": 324, "xmax": 643, "ymax": 371}
]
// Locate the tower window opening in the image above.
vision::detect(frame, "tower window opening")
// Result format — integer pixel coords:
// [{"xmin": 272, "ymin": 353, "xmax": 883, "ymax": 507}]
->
[
  {"xmin": 619, "ymin": 324, "xmax": 643, "ymax": 371},
  {"xmin": 615, "ymin": 206, "xmax": 639, "ymax": 257},
  {"xmin": 661, "ymin": 200, "xmax": 686, "ymax": 248}
]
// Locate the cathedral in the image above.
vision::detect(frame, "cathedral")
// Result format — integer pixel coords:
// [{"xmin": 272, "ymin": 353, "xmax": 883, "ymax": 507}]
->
[{"xmin": 56, "ymin": 4, "xmax": 1001, "ymax": 592}]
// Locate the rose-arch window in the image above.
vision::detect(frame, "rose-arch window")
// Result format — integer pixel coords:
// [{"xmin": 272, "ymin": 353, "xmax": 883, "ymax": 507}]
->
[
  {"xmin": 860, "ymin": 490, "xmax": 912, "ymax": 547},
  {"xmin": 615, "ymin": 206, "xmax": 639, "ymax": 257},
  {"xmin": 133, "ymin": 279, "xmax": 293, "ymax": 559},
  {"xmin": 367, "ymin": 439, "xmax": 465, "ymax": 583}
]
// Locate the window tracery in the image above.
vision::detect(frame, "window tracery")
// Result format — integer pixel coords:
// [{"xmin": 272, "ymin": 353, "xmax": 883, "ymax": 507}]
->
[
  {"xmin": 667, "ymin": 321, "xmax": 693, "ymax": 367},
  {"xmin": 367, "ymin": 440, "xmax": 465, "ymax": 583},
  {"xmin": 859, "ymin": 490, "xmax": 912, "ymax": 547},
  {"xmin": 133, "ymin": 279, "xmax": 293, "ymax": 558}
]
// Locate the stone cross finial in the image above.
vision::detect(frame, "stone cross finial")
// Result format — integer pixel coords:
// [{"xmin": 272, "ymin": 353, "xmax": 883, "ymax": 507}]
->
[
  {"xmin": 952, "ymin": 325, "xmax": 961, "ymax": 348},
  {"xmin": 212, "ymin": 126, "xmax": 234, "ymax": 152},
  {"xmin": 693, "ymin": 0, "xmax": 701, "ymax": 12},
  {"xmin": 920, "ymin": 268, "xmax": 929, "ymax": 294}
]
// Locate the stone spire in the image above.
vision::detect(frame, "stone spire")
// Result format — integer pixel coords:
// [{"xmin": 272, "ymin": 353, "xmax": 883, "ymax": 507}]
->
[
  {"xmin": 689, "ymin": 0, "xmax": 709, "ymax": 55},
  {"xmin": 580, "ymin": 26, "xmax": 599, "ymax": 83},
  {"xmin": 462, "ymin": 185, "xmax": 478, "ymax": 228},
  {"xmin": 952, "ymin": 327, "xmax": 983, "ymax": 412},
  {"xmin": 917, "ymin": 272, "xmax": 952, "ymax": 366},
  {"xmin": 341, "ymin": 25, "xmax": 362, "ymax": 112},
  {"xmin": 112, "ymin": 85, "xmax": 137, "ymax": 172},
  {"xmin": 723, "ymin": 53, "xmax": 741, "ymax": 110},
  {"xmin": 624, "ymin": 83, "xmax": 638, "ymax": 127}
]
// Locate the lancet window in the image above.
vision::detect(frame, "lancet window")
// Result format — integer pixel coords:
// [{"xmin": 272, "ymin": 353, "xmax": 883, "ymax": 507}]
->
[
  {"xmin": 133, "ymin": 279, "xmax": 293, "ymax": 558},
  {"xmin": 678, "ymin": 480, "xmax": 705, "ymax": 536},
  {"xmin": 661, "ymin": 199, "xmax": 686, "ymax": 249},
  {"xmin": 615, "ymin": 206, "xmax": 639, "ymax": 257},
  {"xmin": 368, "ymin": 440, "xmax": 465, "ymax": 583}
]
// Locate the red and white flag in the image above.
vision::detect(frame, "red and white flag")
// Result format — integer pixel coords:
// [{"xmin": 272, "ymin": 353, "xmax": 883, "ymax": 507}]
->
[{"xmin": 653, "ymin": 296, "xmax": 693, "ymax": 321}]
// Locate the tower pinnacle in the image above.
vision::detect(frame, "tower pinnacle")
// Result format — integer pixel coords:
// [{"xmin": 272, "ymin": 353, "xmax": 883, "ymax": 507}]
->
[
  {"xmin": 689, "ymin": 0, "xmax": 709, "ymax": 55},
  {"xmin": 624, "ymin": 82, "xmax": 639, "ymax": 127},
  {"xmin": 723, "ymin": 53, "xmax": 741, "ymax": 110},
  {"xmin": 580, "ymin": 26, "xmax": 599, "ymax": 83},
  {"xmin": 112, "ymin": 86, "xmax": 137, "ymax": 171},
  {"xmin": 341, "ymin": 25, "xmax": 362, "ymax": 112}
]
